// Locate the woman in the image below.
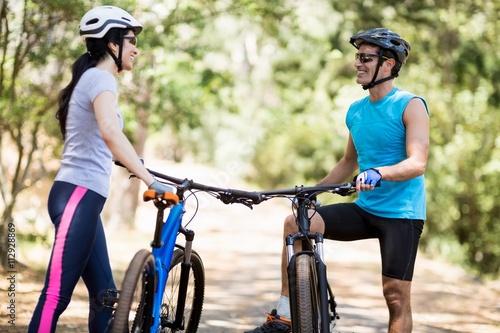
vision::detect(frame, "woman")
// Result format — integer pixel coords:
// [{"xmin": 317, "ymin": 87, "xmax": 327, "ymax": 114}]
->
[{"xmin": 28, "ymin": 6, "xmax": 173, "ymax": 333}]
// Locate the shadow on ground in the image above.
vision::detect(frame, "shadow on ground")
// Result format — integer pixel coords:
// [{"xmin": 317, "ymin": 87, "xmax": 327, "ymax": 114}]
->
[{"xmin": 1, "ymin": 163, "xmax": 499, "ymax": 332}]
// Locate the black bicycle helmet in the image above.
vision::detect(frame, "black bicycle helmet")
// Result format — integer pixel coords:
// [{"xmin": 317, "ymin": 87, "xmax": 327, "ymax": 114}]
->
[
  {"xmin": 350, "ymin": 28, "xmax": 411, "ymax": 89},
  {"xmin": 350, "ymin": 28, "xmax": 410, "ymax": 65}
]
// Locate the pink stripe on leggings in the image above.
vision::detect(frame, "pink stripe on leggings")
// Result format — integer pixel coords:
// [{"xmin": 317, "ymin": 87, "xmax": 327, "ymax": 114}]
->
[{"xmin": 38, "ymin": 186, "xmax": 87, "ymax": 333}]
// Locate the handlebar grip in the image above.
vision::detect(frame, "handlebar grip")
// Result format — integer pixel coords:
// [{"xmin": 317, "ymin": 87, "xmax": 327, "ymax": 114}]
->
[
  {"xmin": 143, "ymin": 190, "xmax": 180, "ymax": 205},
  {"xmin": 228, "ymin": 189, "xmax": 262, "ymax": 203}
]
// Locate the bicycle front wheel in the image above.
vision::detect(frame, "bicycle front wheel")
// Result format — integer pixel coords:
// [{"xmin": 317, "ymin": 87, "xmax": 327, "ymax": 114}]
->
[
  {"xmin": 295, "ymin": 253, "xmax": 320, "ymax": 333},
  {"xmin": 112, "ymin": 249, "xmax": 156, "ymax": 333},
  {"xmin": 160, "ymin": 248, "xmax": 205, "ymax": 333}
]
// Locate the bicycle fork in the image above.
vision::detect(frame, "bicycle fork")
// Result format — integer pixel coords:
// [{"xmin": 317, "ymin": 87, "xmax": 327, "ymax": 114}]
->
[
  {"xmin": 286, "ymin": 232, "xmax": 333, "ymax": 333},
  {"xmin": 170, "ymin": 226, "xmax": 195, "ymax": 330}
]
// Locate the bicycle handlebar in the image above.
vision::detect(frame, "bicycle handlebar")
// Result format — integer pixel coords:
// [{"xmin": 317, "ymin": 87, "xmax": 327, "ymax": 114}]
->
[
  {"xmin": 150, "ymin": 168, "xmax": 263, "ymax": 206},
  {"xmin": 114, "ymin": 161, "xmax": 356, "ymax": 209},
  {"xmin": 257, "ymin": 183, "xmax": 357, "ymax": 200}
]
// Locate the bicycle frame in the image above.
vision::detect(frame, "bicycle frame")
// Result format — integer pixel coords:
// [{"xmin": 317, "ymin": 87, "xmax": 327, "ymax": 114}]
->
[
  {"xmin": 285, "ymin": 197, "xmax": 331, "ymax": 332},
  {"xmin": 149, "ymin": 200, "xmax": 192, "ymax": 332},
  {"xmin": 112, "ymin": 161, "xmax": 264, "ymax": 333}
]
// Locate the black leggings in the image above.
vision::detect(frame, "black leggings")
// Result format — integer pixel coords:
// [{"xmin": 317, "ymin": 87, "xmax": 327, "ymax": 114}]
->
[
  {"xmin": 317, "ymin": 203, "xmax": 424, "ymax": 281},
  {"xmin": 29, "ymin": 181, "xmax": 116, "ymax": 333}
]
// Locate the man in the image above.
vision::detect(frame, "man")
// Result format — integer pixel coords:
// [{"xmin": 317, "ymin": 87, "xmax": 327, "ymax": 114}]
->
[{"xmin": 246, "ymin": 28, "xmax": 429, "ymax": 333}]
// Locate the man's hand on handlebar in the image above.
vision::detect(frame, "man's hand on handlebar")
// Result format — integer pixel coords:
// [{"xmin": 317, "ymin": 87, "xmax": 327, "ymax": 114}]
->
[{"xmin": 354, "ymin": 168, "xmax": 381, "ymax": 192}]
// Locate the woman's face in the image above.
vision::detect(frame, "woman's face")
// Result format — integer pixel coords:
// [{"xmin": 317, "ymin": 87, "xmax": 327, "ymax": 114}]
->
[{"xmin": 119, "ymin": 32, "xmax": 139, "ymax": 71}]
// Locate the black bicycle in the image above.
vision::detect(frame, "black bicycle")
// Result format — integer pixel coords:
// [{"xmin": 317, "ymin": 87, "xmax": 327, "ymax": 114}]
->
[{"xmin": 248, "ymin": 183, "xmax": 357, "ymax": 333}]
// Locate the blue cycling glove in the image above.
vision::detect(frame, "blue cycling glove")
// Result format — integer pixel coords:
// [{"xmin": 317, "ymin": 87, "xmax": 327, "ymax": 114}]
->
[{"xmin": 355, "ymin": 168, "xmax": 382, "ymax": 187}]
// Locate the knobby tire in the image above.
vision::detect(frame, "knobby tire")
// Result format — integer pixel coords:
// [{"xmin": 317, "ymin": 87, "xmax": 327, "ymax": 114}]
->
[
  {"xmin": 160, "ymin": 248, "xmax": 205, "ymax": 333},
  {"xmin": 112, "ymin": 249, "xmax": 156, "ymax": 333},
  {"xmin": 296, "ymin": 254, "xmax": 320, "ymax": 333}
]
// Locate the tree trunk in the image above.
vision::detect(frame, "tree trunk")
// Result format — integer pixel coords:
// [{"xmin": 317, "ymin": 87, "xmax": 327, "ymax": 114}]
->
[{"xmin": 0, "ymin": 204, "xmax": 14, "ymax": 270}]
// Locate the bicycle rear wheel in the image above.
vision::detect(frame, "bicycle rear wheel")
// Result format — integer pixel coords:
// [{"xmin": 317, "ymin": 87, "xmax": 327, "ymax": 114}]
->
[
  {"xmin": 160, "ymin": 248, "xmax": 205, "ymax": 333},
  {"xmin": 112, "ymin": 249, "xmax": 156, "ymax": 333},
  {"xmin": 295, "ymin": 253, "xmax": 320, "ymax": 332}
]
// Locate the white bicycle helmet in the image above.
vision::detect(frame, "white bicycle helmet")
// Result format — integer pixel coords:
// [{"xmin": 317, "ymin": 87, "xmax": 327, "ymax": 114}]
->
[{"xmin": 80, "ymin": 6, "xmax": 143, "ymax": 40}]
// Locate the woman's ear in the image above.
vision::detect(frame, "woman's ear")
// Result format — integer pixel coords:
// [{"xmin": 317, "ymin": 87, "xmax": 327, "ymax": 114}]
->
[{"xmin": 108, "ymin": 41, "xmax": 119, "ymax": 55}]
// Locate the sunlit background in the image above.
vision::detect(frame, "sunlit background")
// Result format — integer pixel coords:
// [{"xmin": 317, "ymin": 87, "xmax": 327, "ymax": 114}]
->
[{"xmin": 0, "ymin": 0, "xmax": 498, "ymax": 332}]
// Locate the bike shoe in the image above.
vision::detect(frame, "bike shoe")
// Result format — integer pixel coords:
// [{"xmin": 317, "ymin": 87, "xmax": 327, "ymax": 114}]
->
[{"xmin": 245, "ymin": 309, "xmax": 291, "ymax": 333}]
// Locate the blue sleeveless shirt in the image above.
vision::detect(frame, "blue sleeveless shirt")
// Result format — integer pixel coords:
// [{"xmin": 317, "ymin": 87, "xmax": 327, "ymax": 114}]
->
[{"xmin": 346, "ymin": 87, "xmax": 429, "ymax": 219}]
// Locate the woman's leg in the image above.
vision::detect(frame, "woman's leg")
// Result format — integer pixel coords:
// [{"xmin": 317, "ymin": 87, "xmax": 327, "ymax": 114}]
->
[
  {"xmin": 81, "ymin": 216, "xmax": 116, "ymax": 333},
  {"xmin": 29, "ymin": 182, "xmax": 105, "ymax": 333}
]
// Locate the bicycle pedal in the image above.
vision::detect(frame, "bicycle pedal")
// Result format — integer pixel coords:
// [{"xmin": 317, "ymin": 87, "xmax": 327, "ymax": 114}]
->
[{"xmin": 102, "ymin": 289, "xmax": 120, "ymax": 310}]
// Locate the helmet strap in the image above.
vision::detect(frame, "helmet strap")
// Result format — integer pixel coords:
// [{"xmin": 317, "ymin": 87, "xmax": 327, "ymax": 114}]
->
[
  {"xmin": 362, "ymin": 75, "xmax": 394, "ymax": 90},
  {"xmin": 107, "ymin": 46, "xmax": 123, "ymax": 72},
  {"xmin": 106, "ymin": 38, "xmax": 124, "ymax": 72},
  {"xmin": 362, "ymin": 50, "xmax": 394, "ymax": 90}
]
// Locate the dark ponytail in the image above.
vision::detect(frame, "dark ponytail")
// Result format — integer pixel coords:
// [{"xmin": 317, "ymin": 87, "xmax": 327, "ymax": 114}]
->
[
  {"xmin": 56, "ymin": 53, "xmax": 97, "ymax": 138},
  {"xmin": 55, "ymin": 28, "xmax": 126, "ymax": 139}
]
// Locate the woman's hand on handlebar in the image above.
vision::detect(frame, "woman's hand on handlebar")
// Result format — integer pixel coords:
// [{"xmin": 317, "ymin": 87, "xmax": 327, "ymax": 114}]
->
[{"xmin": 148, "ymin": 180, "xmax": 176, "ymax": 195}]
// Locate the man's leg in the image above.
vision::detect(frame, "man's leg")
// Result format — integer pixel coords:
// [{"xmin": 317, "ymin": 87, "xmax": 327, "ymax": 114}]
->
[
  {"xmin": 279, "ymin": 214, "xmax": 294, "ymax": 297},
  {"xmin": 280, "ymin": 212, "xmax": 326, "ymax": 296},
  {"xmin": 378, "ymin": 218, "xmax": 423, "ymax": 333},
  {"xmin": 244, "ymin": 213, "xmax": 326, "ymax": 333},
  {"xmin": 382, "ymin": 276, "xmax": 413, "ymax": 333}
]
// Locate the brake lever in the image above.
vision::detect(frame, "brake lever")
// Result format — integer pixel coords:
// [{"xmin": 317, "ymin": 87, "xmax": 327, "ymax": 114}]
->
[
  {"xmin": 218, "ymin": 193, "xmax": 255, "ymax": 209},
  {"xmin": 218, "ymin": 192, "xmax": 236, "ymax": 205},
  {"xmin": 334, "ymin": 185, "xmax": 356, "ymax": 196},
  {"xmin": 333, "ymin": 188, "xmax": 356, "ymax": 197},
  {"xmin": 238, "ymin": 198, "xmax": 254, "ymax": 210}
]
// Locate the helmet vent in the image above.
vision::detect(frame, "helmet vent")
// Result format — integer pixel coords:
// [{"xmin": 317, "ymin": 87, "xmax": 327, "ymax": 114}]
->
[{"xmin": 86, "ymin": 18, "xmax": 99, "ymax": 25}]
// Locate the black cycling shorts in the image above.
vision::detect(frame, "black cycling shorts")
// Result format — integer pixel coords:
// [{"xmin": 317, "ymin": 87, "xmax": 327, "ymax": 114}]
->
[{"xmin": 316, "ymin": 202, "xmax": 424, "ymax": 281}]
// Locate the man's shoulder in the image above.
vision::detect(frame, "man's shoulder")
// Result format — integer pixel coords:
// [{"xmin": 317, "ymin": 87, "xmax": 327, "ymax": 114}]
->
[
  {"xmin": 393, "ymin": 88, "xmax": 429, "ymax": 114},
  {"xmin": 393, "ymin": 87, "xmax": 417, "ymax": 99},
  {"xmin": 350, "ymin": 95, "xmax": 370, "ymax": 108}
]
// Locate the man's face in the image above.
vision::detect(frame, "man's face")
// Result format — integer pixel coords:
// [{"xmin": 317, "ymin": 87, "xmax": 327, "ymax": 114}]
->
[{"xmin": 354, "ymin": 44, "xmax": 383, "ymax": 86}]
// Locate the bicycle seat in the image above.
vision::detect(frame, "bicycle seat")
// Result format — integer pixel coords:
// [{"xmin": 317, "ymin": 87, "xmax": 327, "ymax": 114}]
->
[{"xmin": 143, "ymin": 190, "xmax": 179, "ymax": 205}]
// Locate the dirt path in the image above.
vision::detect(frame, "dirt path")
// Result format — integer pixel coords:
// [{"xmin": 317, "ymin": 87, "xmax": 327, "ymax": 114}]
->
[{"xmin": 1, "ymin": 163, "xmax": 499, "ymax": 332}]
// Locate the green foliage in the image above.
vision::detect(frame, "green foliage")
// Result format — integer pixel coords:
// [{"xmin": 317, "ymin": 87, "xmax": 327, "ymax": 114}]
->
[
  {"xmin": 0, "ymin": 0, "xmax": 87, "ymax": 267},
  {"xmin": 405, "ymin": 0, "xmax": 500, "ymax": 278},
  {"xmin": 251, "ymin": 0, "xmax": 500, "ymax": 278},
  {"xmin": 1, "ymin": 0, "xmax": 499, "ymax": 277}
]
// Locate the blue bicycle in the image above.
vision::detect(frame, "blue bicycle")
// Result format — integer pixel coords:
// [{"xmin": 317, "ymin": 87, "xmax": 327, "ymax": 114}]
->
[{"xmin": 110, "ymin": 163, "xmax": 261, "ymax": 333}]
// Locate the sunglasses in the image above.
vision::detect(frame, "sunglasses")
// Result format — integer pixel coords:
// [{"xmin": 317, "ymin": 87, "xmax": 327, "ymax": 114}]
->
[
  {"xmin": 355, "ymin": 53, "xmax": 389, "ymax": 63},
  {"xmin": 123, "ymin": 36, "xmax": 137, "ymax": 46}
]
